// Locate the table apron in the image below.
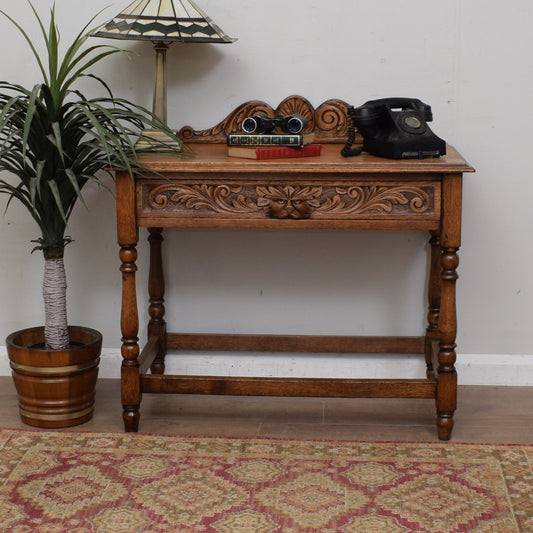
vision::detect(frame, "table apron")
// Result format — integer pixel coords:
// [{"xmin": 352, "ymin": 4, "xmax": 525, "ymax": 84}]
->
[{"xmin": 136, "ymin": 175, "xmax": 442, "ymax": 227}]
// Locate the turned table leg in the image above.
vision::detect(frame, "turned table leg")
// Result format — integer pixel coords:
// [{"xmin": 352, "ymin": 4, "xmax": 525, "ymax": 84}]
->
[
  {"xmin": 120, "ymin": 244, "xmax": 140, "ymax": 431},
  {"xmin": 437, "ymin": 247, "xmax": 459, "ymax": 440},
  {"xmin": 436, "ymin": 174, "xmax": 462, "ymax": 440},
  {"xmin": 148, "ymin": 228, "xmax": 167, "ymax": 374},
  {"xmin": 425, "ymin": 230, "xmax": 441, "ymax": 378},
  {"xmin": 116, "ymin": 172, "xmax": 141, "ymax": 432}
]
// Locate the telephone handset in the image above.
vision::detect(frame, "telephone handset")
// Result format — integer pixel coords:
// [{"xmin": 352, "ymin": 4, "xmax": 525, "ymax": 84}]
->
[{"xmin": 341, "ymin": 97, "xmax": 446, "ymax": 159}]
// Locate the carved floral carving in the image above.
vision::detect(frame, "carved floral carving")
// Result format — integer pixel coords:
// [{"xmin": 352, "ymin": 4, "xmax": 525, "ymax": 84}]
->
[
  {"xmin": 319, "ymin": 186, "xmax": 431, "ymax": 215},
  {"xmin": 145, "ymin": 183, "xmax": 434, "ymax": 219},
  {"xmin": 149, "ymin": 184, "xmax": 255, "ymax": 214}
]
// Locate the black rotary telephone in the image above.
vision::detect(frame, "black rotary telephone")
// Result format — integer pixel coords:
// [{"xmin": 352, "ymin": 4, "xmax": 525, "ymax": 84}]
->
[{"xmin": 341, "ymin": 97, "xmax": 446, "ymax": 159}]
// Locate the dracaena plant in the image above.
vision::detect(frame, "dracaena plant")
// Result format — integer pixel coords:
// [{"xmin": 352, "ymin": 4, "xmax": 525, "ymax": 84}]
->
[{"xmin": 0, "ymin": 2, "xmax": 186, "ymax": 350}]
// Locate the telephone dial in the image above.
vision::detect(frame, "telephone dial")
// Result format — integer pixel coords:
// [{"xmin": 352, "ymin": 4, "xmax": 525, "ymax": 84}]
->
[{"xmin": 341, "ymin": 97, "xmax": 446, "ymax": 159}]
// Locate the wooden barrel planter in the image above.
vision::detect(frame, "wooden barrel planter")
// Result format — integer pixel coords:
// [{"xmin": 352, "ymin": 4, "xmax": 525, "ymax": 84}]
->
[{"xmin": 6, "ymin": 326, "xmax": 102, "ymax": 428}]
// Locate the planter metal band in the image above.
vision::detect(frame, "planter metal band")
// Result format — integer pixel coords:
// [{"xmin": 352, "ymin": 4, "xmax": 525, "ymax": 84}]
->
[
  {"xmin": 19, "ymin": 406, "xmax": 94, "ymax": 422},
  {"xmin": 9, "ymin": 357, "xmax": 100, "ymax": 375}
]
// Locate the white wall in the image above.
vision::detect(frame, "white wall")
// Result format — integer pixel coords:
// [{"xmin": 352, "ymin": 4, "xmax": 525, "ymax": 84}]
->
[{"xmin": 1, "ymin": 1, "xmax": 533, "ymax": 384}]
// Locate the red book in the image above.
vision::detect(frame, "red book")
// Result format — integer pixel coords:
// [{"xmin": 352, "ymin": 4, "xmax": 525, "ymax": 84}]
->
[{"xmin": 227, "ymin": 143, "xmax": 323, "ymax": 160}]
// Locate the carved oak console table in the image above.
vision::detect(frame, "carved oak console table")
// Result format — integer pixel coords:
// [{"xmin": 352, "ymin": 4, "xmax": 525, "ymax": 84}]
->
[{"xmin": 115, "ymin": 96, "xmax": 474, "ymax": 440}]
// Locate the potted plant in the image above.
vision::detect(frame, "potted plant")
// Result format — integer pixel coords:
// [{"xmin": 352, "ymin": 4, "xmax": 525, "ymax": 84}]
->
[{"xmin": 0, "ymin": 2, "xmax": 186, "ymax": 427}]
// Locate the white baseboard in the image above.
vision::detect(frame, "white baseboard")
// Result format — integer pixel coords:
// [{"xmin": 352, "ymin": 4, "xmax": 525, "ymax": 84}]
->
[{"xmin": 1, "ymin": 346, "xmax": 532, "ymax": 386}]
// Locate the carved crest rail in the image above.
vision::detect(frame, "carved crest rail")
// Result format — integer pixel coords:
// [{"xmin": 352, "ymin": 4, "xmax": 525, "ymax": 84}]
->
[{"xmin": 177, "ymin": 95, "xmax": 353, "ymax": 144}]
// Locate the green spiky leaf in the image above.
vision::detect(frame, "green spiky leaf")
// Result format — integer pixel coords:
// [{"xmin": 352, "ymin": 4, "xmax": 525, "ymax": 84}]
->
[{"xmin": 0, "ymin": 0, "xmax": 190, "ymax": 258}]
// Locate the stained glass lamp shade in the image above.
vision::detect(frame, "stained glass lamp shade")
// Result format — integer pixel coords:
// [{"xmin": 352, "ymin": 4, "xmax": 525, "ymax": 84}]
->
[{"xmin": 93, "ymin": 0, "xmax": 236, "ymax": 149}]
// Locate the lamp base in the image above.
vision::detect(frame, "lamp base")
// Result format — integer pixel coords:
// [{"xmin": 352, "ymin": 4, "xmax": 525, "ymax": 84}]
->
[{"xmin": 135, "ymin": 129, "xmax": 185, "ymax": 152}]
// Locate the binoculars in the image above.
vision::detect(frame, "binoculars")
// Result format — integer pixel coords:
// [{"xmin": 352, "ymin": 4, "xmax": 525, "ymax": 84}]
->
[{"xmin": 242, "ymin": 113, "xmax": 308, "ymax": 134}]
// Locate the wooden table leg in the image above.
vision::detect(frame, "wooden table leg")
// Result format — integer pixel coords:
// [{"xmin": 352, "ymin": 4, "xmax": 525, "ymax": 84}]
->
[
  {"xmin": 117, "ymin": 172, "xmax": 141, "ymax": 432},
  {"xmin": 425, "ymin": 230, "xmax": 441, "ymax": 378},
  {"xmin": 148, "ymin": 227, "xmax": 167, "ymax": 374},
  {"xmin": 436, "ymin": 174, "xmax": 462, "ymax": 440},
  {"xmin": 120, "ymin": 244, "xmax": 140, "ymax": 431}
]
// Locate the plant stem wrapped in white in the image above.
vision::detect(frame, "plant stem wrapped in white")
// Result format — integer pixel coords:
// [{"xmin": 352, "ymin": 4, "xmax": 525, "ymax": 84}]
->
[{"xmin": 43, "ymin": 258, "xmax": 68, "ymax": 350}]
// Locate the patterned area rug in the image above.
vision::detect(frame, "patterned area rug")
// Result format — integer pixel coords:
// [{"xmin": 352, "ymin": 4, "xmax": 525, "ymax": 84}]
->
[{"xmin": 0, "ymin": 429, "xmax": 531, "ymax": 532}]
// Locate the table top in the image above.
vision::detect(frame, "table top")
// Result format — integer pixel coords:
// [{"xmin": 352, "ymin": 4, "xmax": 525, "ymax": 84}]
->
[{"xmin": 132, "ymin": 143, "xmax": 475, "ymax": 176}]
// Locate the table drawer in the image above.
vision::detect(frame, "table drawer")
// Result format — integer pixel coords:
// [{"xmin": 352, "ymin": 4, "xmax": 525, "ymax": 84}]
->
[{"xmin": 137, "ymin": 177, "xmax": 441, "ymax": 225}]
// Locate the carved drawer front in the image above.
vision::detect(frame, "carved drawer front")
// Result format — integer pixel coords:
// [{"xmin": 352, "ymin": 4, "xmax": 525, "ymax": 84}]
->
[{"xmin": 138, "ymin": 178, "xmax": 441, "ymax": 222}]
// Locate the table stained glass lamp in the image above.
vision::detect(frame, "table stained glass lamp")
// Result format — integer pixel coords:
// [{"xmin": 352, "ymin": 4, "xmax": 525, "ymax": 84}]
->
[{"xmin": 93, "ymin": 0, "xmax": 236, "ymax": 150}]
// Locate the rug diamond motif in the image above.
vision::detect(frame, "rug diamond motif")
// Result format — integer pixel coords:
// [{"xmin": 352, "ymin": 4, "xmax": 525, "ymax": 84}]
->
[
  {"xmin": 118, "ymin": 455, "xmax": 169, "ymax": 480},
  {"xmin": 376, "ymin": 473, "xmax": 495, "ymax": 533},
  {"xmin": 213, "ymin": 510, "xmax": 280, "ymax": 533},
  {"xmin": 228, "ymin": 459, "xmax": 285, "ymax": 483},
  {"xmin": 89, "ymin": 507, "xmax": 151, "ymax": 533},
  {"xmin": 255, "ymin": 471, "xmax": 369, "ymax": 529},
  {"xmin": 17, "ymin": 464, "xmax": 127, "ymax": 519},
  {"xmin": 343, "ymin": 461, "xmax": 400, "ymax": 486},
  {"xmin": 460, "ymin": 464, "xmax": 494, "ymax": 489},
  {"xmin": 341, "ymin": 513, "xmax": 410, "ymax": 533},
  {"xmin": 133, "ymin": 468, "xmax": 247, "ymax": 526}
]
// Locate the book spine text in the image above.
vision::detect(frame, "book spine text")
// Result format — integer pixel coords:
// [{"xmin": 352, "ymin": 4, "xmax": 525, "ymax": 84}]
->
[{"xmin": 227, "ymin": 134, "xmax": 306, "ymax": 147}]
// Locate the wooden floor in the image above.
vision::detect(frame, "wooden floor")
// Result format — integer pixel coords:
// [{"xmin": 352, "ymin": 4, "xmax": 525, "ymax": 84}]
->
[{"xmin": 1, "ymin": 377, "xmax": 531, "ymax": 443}]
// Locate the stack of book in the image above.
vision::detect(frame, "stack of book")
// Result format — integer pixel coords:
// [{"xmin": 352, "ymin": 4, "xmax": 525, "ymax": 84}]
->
[{"xmin": 226, "ymin": 132, "xmax": 321, "ymax": 160}]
